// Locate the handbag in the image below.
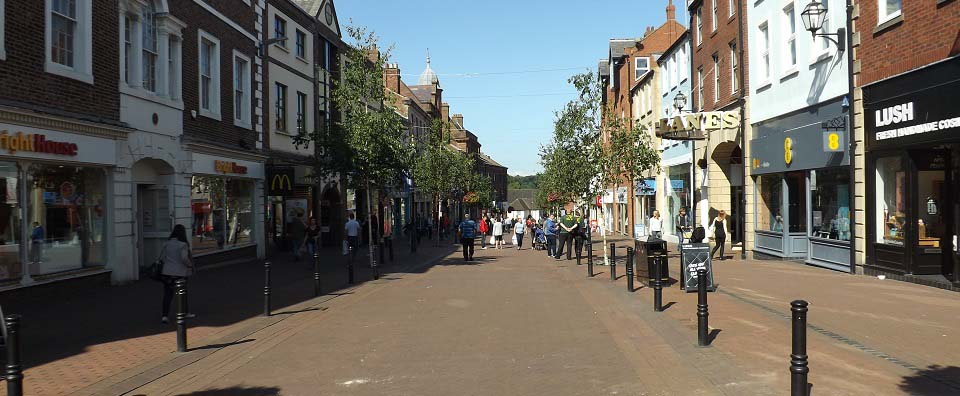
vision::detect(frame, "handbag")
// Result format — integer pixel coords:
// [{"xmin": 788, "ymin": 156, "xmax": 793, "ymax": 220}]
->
[{"xmin": 148, "ymin": 245, "xmax": 165, "ymax": 282}]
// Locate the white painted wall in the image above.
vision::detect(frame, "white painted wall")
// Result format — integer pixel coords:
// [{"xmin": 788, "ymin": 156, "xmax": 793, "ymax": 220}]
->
[{"xmin": 267, "ymin": 63, "xmax": 314, "ymax": 155}]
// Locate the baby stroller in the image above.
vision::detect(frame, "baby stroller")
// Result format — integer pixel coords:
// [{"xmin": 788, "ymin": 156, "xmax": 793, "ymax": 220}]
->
[{"xmin": 532, "ymin": 226, "xmax": 547, "ymax": 251}]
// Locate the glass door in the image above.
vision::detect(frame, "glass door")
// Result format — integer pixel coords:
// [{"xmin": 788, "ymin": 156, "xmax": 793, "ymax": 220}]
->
[{"xmin": 910, "ymin": 150, "xmax": 952, "ymax": 276}]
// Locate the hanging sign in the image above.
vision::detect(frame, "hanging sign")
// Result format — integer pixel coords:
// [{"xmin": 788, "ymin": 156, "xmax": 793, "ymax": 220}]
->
[{"xmin": 655, "ymin": 111, "xmax": 740, "ymax": 141}]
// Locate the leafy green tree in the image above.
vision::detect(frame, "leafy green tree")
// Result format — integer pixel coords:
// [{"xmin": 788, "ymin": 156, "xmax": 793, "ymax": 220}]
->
[
  {"xmin": 602, "ymin": 112, "xmax": 661, "ymax": 239},
  {"xmin": 412, "ymin": 120, "xmax": 473, "ymax": 244}
]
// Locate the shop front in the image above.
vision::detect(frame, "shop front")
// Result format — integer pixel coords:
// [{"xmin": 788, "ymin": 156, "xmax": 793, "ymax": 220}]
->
[
  {"xmin": 750, "ymin": 97, "xmax": 850, "ymax": 271},
  {"xmin": 660, "ymin": 141, "xmax": 693, "ymax": 243},
  {"xmin": 863, "ymin": 58, "xmax": 960, "ymax": 286},
  {"xmin": 188, "ymin": 149, "xmax": 265, "ymax": 266},
  {"xmin": 634, "ymin": 178, "xmax": 656, "ymax": 238},
  {"xmin": 0, "ymin": 120, "xmax": 125, "ymax": 288}
]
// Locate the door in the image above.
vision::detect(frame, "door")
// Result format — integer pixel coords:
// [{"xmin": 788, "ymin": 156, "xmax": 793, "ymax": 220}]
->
[
  {"xmin": 137, "ymin": 185, "xmax": 171, "ymax": 270},
  {"xmin": 910, "ymin": 150, "xmax": 952, "ymax": 275},
  {"xmin": 729, "ymin": 186, "xmax": 744, "ymax": 245}
]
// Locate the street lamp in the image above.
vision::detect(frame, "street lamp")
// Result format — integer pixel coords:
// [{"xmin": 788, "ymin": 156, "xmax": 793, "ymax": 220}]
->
[
  {"xmin": 258, "ymin": 37, "xmax": 288, "ymax": 57},
  {"xmin": 801, "ymin": 1, "xmax": 845, "ymax": 49},
  {"xmin": 673, "ymin": 92, "xmax": 687, "ymax": 112}
]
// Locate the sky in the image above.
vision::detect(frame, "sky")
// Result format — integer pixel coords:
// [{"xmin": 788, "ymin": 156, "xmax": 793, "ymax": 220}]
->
[{"xmin": 334, "ymin": 0, "xmax": 689, "ymax": 176}]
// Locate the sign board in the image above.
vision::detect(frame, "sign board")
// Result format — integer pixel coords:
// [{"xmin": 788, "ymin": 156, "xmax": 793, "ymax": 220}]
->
[
  {"xmin": 267, "ymin": 166, "xmax": 295, "ymax": 196},
  {"xmin": 285, "ymin": 198, "xmax": 308, "ymax": 224},
  {"xmin": 655, "ymin": 111, "xmax": 741, "ymax": 141},
  {"xmin": 679, "ymin": 243, "xmax": 716, "ymax": 292}
]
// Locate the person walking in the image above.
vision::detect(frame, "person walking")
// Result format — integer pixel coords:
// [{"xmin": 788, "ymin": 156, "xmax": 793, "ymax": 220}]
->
[
  {"xmin": 649, "ymin": 210, "xmax": 663, "ymax": 239},
  {"xmin": 710, "ymin": 210, "xmax": 729, "ymax": 260},
  {"xmin": 160, "ymin": 224, "xmax": 195, "ymax": 324},
  {"xmin": 574, "ymin": 210, "xmax": 586, "ymax": 259},
  {"xmin": 514, "ymin": 216, "xmax": 526, "ymax": 250},
  {"xmin": 492, "ymin": 216, "xmax": 504, "ymax": 249},
  {"xmin": 676, "ymin": 207, "xmax": 692, "ymax": 243},
  {"xmin": 289, "ymin": 212, "xmax": 307, "ymax": 261},
  {"xmin": 458, "ymin": 214, "xmax": 477, "ymax": 261},
  {"xmin": 478, "ymin": 215, "xmax": 490, "ymax": 249},
  {"xmin": 305, "ymin": 218, "xmax": 320, "ymax": 257},
  {"xmin": 344, "ymin": 212, "xmax": 361, "ymax": 260},
  {"xmin": 526, "ymin": 215, "xmax": 537, "ymax": 247},
  {"xmin": 555, "ymin": 212, "xmax": 578, "ymax": 260},
  {"xmin": 544, "ymin": 214, "xmax": 558, "ymax": 257}
]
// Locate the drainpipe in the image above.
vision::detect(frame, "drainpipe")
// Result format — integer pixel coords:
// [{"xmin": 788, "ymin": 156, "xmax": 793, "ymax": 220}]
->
[
  {"xmin": 845, "ymin": 0, "xmax": 857, "ymax": 274},
  {"xmin": 738, "ymin": 0, "xmax": 747, "ymax": 260}
]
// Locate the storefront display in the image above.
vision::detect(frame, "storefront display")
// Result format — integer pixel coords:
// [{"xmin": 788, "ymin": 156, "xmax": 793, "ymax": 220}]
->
[
  {"xmin": 810, "ymin": 168, "xmax": 850, "ymax": 241},
  {"xmin": 191, "ymin": 176, "xmax": 255, "ymax": 255},
  {"xmin": 665, "ymin": 164, "xmax": 691, "ymax": 239}
]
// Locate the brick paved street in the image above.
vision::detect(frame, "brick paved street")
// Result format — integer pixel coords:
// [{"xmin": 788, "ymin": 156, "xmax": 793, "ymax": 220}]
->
[{"xmin": 93, "ymin": 238, "xmax": 959, "ymax": 396}]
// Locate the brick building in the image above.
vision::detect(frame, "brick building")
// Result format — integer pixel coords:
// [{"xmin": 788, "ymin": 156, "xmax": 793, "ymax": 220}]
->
[{"xmin": 856, "ymin": 0, "xmax": 960, "ymax": 288}]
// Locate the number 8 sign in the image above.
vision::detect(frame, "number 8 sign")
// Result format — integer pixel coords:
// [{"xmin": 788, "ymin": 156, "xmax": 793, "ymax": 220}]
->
[{"xmin": 823, "ymin": 131, "xmax": 844, "ymax": 152}]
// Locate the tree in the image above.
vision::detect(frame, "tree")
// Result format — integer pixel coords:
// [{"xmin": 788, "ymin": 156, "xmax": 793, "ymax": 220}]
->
[
  {"xmin": 296, "ymin": 25, "xmax": 413, "ymax": 271},
  {"xmin": 412, "ymin": 120, "xmax": 473, "ymax": 245},
  {"xmin": 602, "ymin": 111, "xmax": 661, "ymax": 239}
]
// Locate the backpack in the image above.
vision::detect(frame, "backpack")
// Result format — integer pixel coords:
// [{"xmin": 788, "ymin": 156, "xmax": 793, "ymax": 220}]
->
[{"xmin": 691, "ymin": 226, "xmax": 706, "ymax": 243}]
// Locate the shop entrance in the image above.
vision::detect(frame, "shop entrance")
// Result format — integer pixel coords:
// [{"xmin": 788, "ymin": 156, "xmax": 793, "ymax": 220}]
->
[
  {"xmin": 131, "ymin": 159, "xmax": 174, "ymax": 272},
  {"xmin": 909, "ymin": 150, "xmax": 954, "ymax": 276}
]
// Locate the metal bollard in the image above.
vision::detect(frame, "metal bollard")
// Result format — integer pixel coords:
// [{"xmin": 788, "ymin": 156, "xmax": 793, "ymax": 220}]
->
[
  {"xmin": 576, "ymin": 237, "xmax": 582, "ymax": 266},
  {"xmin": 653, "ymin": 254, "xmax": 663, "ymax": 311},
  {"xmin": 609, "ymin": 243, "xmax": 617, "ymax": 281},
  {"xmin": 348, "ymin": 246, "xmax": 355, "ymax": 284},
  {"xmin": 5, "ymin": 314, "xmax": 23, "ymax": 396},
  {"xmin": 697, "ymin": 269, "xmax": 709, "ymax": 347},
  {"xmin": 175, "ymin": 278, "xmax": 188, "ymax": 352},
  {"xmin": 388, "ymin": 237, "xmax": 394, "ymax": 262},
  {"xmin": 586, "ymin": 239, "xmax": 594, "ymax": 277},
  {"xmin": 313, "ymin": 253, "xmax": 322, "ymax": 297},
  {"xmin": 626, "ymin": 247, "xmax": 635, "ymax": 292},
  {"xmin": 263, "ymin": 261, "xmax": 272, "ymax": 317},
  {"xmin": 378, "ymin": 240, "xmax": 385, "ymax": 268},
  {"xmin": 373, "ymin": 243, "xmax": 380, "ymax": 281},
  {"xmin": 790, "ymin": 300, "xmax": 810, "ymax": 396}
]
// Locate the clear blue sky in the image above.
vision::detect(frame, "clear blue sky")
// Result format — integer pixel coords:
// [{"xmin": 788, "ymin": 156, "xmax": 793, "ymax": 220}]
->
[{"xmin": 335, "ymin": 0, "xmax": 688, "ymax": 176}]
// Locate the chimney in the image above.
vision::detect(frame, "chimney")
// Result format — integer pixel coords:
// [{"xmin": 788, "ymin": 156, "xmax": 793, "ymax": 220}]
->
[
  {"xmin": 365, "ymin": 44, "xmax": 379, "ymax": 63},
  {"xmin": 666, "ymin": 0, "xmax": 676, "ymax": 21},
  {"xmin": 383, "ymin": 63, "xmax": 401, "ymax": 93},
  {"xmin": 441, "ymin": 103, "xmax": 451, "ymax": 122},
  {"xmin": 452, "ymin": 114, "xmax": 464, "ymax": 128}
]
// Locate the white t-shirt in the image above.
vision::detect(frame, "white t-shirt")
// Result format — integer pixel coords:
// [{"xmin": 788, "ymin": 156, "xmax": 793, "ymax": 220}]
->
[
  {"xmin": 345, "ymin": 219, "xmax": 361, "ymax": 237},
  {"xmin": 515, "ymin": 220, "xmax": 525, "ymax": 234},
  {"xmin": 493, "ymin": 221, "xmax": 504, "ymax": 236},
  {"xmin": 649, "ymin": 217, "xmax": 663, "ymax": 232}
]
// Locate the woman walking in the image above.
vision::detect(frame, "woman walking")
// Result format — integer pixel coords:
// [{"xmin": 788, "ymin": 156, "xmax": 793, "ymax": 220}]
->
[
  {"xmin": 492, "ymin": 216, "xmax": 505, "ymax": 249},
  {"xmin": 305, "ymin": 218, "xmax": 320, "ymax": 258},
  {"xmin": 710, "ymin": 210, "xmax": 729, "ymax": 260},
  {"xmin": 514, "ymin": 216, "xmax": 526, "ymax": 250},
  {"xmin": 160, "ymin": 224, "xmax": 195, "ymax": 324},
  {"xmin": 479, "ymin": 214, "xmax": 490, "ymax": 249},
  {"xmin": 649, "ymin": 210, "xmax": 663, "ymax": 239}
]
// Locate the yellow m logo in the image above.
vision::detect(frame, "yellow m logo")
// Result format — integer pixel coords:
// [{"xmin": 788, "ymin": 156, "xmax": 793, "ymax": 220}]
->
[{"xmin": 271, "ymin": 174, "xmax": 292, "ymax": 191}]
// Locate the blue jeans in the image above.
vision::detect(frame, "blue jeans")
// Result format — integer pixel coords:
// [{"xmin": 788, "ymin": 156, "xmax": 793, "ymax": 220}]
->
[
  {"xmin": 291, "ymin": 238, "xmax": 303, "ymax": 259},
  {"xmin": 306, "ymin": 239, "xmax": 317, "ymax": 257},
  {"xmin": 546, "ymin": 235, "xmax": 557, "ymax": 257}
]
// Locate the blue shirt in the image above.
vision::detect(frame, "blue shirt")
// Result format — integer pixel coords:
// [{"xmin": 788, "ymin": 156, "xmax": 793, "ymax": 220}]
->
[
  {"xmin": 544, "ymin": 219, "xmax": 557, "ymax": 236},
  {"xmin": 459, "ymin": 220, "xmax": 477, "ymax": 239}
]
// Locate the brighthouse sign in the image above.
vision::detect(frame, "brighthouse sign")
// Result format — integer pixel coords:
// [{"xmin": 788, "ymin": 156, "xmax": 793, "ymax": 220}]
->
[
  {"xmin": 0, "ymin": 131, "xmax": 78, "ymax": 156},
  {"xmin": 214, "ymin": 160, "xmax": 248, "ymax": 175}
]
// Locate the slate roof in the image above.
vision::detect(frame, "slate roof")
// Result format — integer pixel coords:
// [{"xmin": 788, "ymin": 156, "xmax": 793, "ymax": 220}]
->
[
  {"xmin": 609, "ymin": 39, "xmax": 637, "ymax": 59},
  {"xmin": 407, "ymin": 86, "xmax": 434, "ymax": 103},
  {"xmin": 509, "ymin": 198, "xmax": 535, "ymax": 212},
  {"xmin": 290, "ymin": 0, "xmax": 321, "ymax": 15},
  {"xmin": 507, "ymin": 189, "xmax": 537, "ymax": 202},
  {"xmin": 598, "ymin": 59, "xmax": 609, "ymax": 77},
  {"xmin": 478, "ymin": 153, "xmax": 505, "ymax": 169}
]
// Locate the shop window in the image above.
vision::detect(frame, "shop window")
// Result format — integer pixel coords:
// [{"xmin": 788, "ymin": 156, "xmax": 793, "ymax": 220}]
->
[
  {"xmin": 876, "ymin": 156, "xmax": 905, "ymax": 245},
  {"xmin": 27, "ymin": 164, "xmax": 106, "ymax": 276},
  {"xmin": 190, "ymin": 176, "xmax": 254, "ymax": 255},
  {"xmin": 666, "ymin": 165, "xmax": 691, "ymax": 236},
  {"xmin": 757, "ymin": 174, "xmax": 783, "ymax": 231},
  {"xmin": 0, "ymin": 162, "xmax": 20, "ymax": 282},
  {"xmin": 810, "ymin": 168, "xmax": 850, "ymax": 241}
]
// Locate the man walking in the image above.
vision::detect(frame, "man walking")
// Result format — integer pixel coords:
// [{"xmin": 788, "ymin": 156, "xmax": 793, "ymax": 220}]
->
[
  {"xmin": 544, "ymin": 214, "xmax": 558, "ymax": 257},
  {"xmin": 344, "ymin": 212, "xmax": 361, "ymax": 260},
  {"xmin": 459, "ymin": 214, "xmax": 477, "ymax": 261},
  {"xmin": 555, "ymin": 211, "xmax": 578, "ymax": 260}
]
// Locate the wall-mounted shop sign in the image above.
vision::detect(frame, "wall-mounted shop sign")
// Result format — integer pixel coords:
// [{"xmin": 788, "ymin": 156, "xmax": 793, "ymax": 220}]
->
[
  {"xmin": 635, "ymin": 179, "xmax": 656, "ymax": 196},
  {"xmin": 655, "ymin": 111, "xmax": 740, "ymax": 140},
  {"xmin": 864, "ymin": 59, "xmax": 960, "ymax": 150},
  {"xmin": 0, "ymin": 131, "xmax": 78, "ymax": 156},
  {"xmin": 750, "ymin": 98, "xmax": 849, "ymax": 175},
  {"xmin": 214, "ymin": 160, "xmax": 248, "ymax": 175},
  {"xmin": 267, "ymin": 166, "xmax": 295, "ymax": 196}
]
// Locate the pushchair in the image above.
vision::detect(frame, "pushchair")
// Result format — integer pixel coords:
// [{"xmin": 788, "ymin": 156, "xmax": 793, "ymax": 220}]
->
[{"xmin": 532, "ymin": 226, "xmax": 547, "ymax": 251}]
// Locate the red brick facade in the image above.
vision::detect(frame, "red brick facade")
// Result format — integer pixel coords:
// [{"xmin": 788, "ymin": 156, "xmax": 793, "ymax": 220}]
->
[
  {"xmin": 856, "ymin": 0, "xmax": 960, "ymax": 86},
  {"xmin": 689, "ymin": 0, "xmax": 748, "ymax": 112}
]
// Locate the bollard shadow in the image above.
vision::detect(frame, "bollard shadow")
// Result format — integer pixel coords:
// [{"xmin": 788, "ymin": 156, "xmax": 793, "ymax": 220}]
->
[
  {"xmin": 591, "ymin": 271, "xmax": 605, "ymax": 277},
  {"xmin": 188, "ymin": 338, "xmax": 256, "ymax": 352},
  {"xmin": 272, "ymin": 307, "xmax": 326, "ymax": 316},
  {"xmin": 707, "ymin": 328, "xmax": 722, "ymax": 345},
  {"xmin": 661, "ymin": 301, "xmax": 676, "ymax": 311},
  {"xmin": 170, "ymin": 386, "xmax": 282, "ymax": 395},
  {"xmin": 898, "ymin": 365, "xmax": 960, "ymax": 395}
]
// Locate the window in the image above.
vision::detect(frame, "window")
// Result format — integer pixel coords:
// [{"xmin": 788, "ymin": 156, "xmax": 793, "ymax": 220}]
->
[
  {"xmin": 47, "ymin": 0, "xmax": 93, "ymax": 82},
  {"xmin": 634, "ymin": 57, "xmax": 649, "ymax": 80},
  {"xmin": 141, "ymin": 2, "xmax": 158, "ymax": 92},
  {"xmin": 296, "ymin": 91, "xmax": 307, "ymax": 134},
  {"xmin": 275, "ymin": 83, "xmax": 287, "ymax": 131},
  {"xmin": 198, "ymin": 31, "xmax": 221, "ymax": 118},
  {"xmin": 233, "ymin": 53, "xmax": 250, "ymax": 127},
  {"xmin": 670, "ymin": 54, "xmax": 678, "ymax": 88},
  {"xmin": 712, "ymin": 53, "xmax": 719, "ymax": 103},
  {"xmin": 729, "ymin": 0, "xmax": 735, "ymax": 18},
  {"xmin": 711, "ymin": 0, "xmax": 717, "ymax": 32},
  {"xmin": 757, "ymin": 174, "xmax": 783, "ymax": 232},
  {"xmin": 878, "ymin": 0, "xmax": 902, "ymax": 24},
  {"xmin": 191, "ymin": 177, "xmax": 255, "ymax": 255},
  {"xmin": 730, "ymin": 41, "xmax": 738, "ymax": 94},
  {"xmin": 168, "ymin": 37, "xmax": 179, "ymax": 99},
  {"xmin": 783, "ymin": 3, "xmax": 797, "ymax": 69},
  {"xmin": 123, "ymin": 16, "xmax": 131, "ymax": 83},
  {"xmin": 697, "ymin": 67, "xmax": 703, "ymax": 110},
  {"xmin": 274, "ymin": 15, "xmax": 286, "ymax": 46},
  {"xmin": 696, "ymin": 7, "xmax": 703, "ymax": 46},
  {"xmin": 759, "ymin": 23, "xmax": 770, "ymax": 80},
  {"xmin": 678, "ymin": 45, "xmax": 687, "ymax": 83},
  {"xmin": 876, "ymin": 156, "xmax": 905, "ymax": 245},
  {"xmin": 811, "ymin": 168, "xmax": 850, "ymax": 241},
  {"xmin": 295, "ymin": 30, "xmax": 306, "ymax": 58},
  {"xmin": 818, "ymin": 0, "xmax": 831, "ymax": 52}
]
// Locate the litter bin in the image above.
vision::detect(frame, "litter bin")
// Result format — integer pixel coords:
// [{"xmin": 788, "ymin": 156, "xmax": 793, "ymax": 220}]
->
[{"xmin": 643, "ymin": 238, "xmax": 669, "ymax": 287}]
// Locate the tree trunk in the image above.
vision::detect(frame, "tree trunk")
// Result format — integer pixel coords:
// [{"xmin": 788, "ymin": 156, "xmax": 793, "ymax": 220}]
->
[
  {"xmin": 365, "ymin": 178, "xmax": 375, "ymax": 269},
  {"xmin": 600, "ymin": 202, "xmax": 610, "ymax": 266}
]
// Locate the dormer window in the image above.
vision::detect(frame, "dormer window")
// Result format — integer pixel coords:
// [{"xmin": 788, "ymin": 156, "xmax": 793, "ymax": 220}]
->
[{"xmin": 634, "ymin": 57, "xmax": 649, "ymax": 80}]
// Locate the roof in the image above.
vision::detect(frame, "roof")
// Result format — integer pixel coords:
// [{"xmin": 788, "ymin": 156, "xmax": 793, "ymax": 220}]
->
[
  {"xmin": 598, "ymin": 59, "xmax": 609, "ymax": 77},
  {"xmin": 418, "ymin": 52, "xmax": 439, "ymax": 86},
  {"xmin": 478, "ymin": 153, "xmax": 506, "ymax": 169},
  {"xmin": 507, "ymin": 189, "xmax": 537, "ymax": 202},
  {"xmin": 290, "ymin": 0, "xmax": 320, "ymax": 14},
  {"xmin": 609, "ymin": 39, "xmax": 637, "ymax": 59},
  {"xmin": 657, "ymin": 30, "xmax": 691, "ymax": 65},
  {"xmin": 509, "ymin": 198, "xmax": 535, "ymax": 212},
  {"xmin": 407, "ymin": 86, "xmax": 434, "ymax": 103}
]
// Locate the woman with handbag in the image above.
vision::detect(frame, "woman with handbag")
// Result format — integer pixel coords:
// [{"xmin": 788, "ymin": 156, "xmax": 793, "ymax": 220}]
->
[{"xmin": 160, "ymin": 224, "xmax": 196, "ymax": 324}]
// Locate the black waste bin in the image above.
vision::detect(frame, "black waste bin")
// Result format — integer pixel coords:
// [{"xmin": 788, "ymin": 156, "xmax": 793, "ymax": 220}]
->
[{"xmin": 643, "ymin": 238, "xmax": 669, "ymax": 287}]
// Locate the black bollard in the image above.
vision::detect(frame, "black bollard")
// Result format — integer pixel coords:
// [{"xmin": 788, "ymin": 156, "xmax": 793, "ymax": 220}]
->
[
  {"xmin": 586, "ymin": 239, "xmax": 594, "ymax": 277},
  {"xmin": 576, "ymin": 237, "xmax": 582, "ymax": 266},
  {"xmin": 313, "ymin": 253, "xmax": 322, "ymax": 297},
  {"xmin": 653, "ymin": 254, "xmax": 663, "ymax": 311},
  {"xmin": 348, "ymin": 245, "xmax": 355, "ymax": 284},
  {"xmin": 388, "ymin": 237, "xmax": 394, "ymax": 262},
  {"xmin": 175, "ymin": 278, "xmax": 188, "ymax": 352},
  {"xmin": 5, "ymin": 314, "xmax": 23, "ymax": 396},
  {"xmin": 609, "ymin": 243, "xmax": 617, "ymax": 281},
  {"xmin": 372, "ymin": 243, "xmax": 380, "ymax": 281},
  {"xmin": 263, "ymin": 261, "xmax": 272, "ymax": 317},
  {"xmin": 790, "ymin": 300, "xmax": 810, "ymax": 396},
  {"xmin": 378, "ymin": 240, "xmax": 385, "ymax": 267},
  {"xmin": 697, "ymin": 269, "xmax": 709, "ymax": 347},
  {"xmin": 626, "ymin": 247, "xmax": 635, "ymax": 292}
]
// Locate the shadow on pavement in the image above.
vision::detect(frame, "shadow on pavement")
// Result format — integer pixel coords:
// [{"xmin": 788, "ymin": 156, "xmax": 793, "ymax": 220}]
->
[
  {"xmin": 165, "ymin": 386, "xmax": 281, "ymax": 396},
  {"xmin": 661, "ymin": 301, "xmax": 677, "ymax": 311},
  {"xmin": 189, "ymin": 339, "xmax": 256, "ymax": 352},
  {"xmin": 898, "ymin": 365, "xmax": 960, "ymax": 395},
  {"xmin": 707, "ymin": 328, "xmax": 721, "ymax": 345}
]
